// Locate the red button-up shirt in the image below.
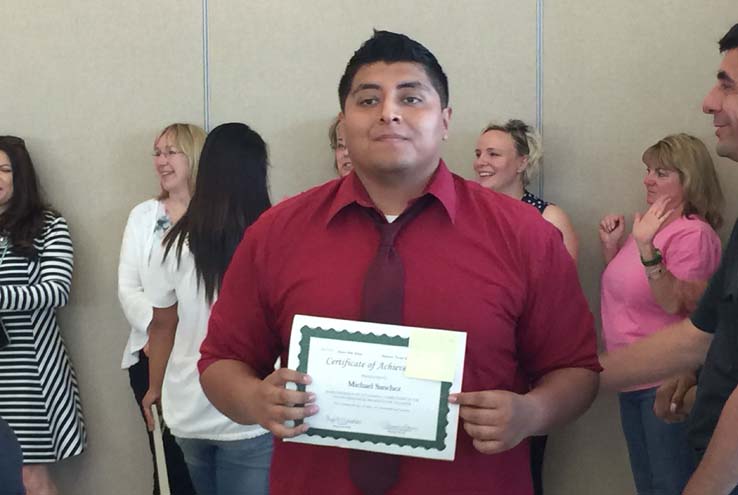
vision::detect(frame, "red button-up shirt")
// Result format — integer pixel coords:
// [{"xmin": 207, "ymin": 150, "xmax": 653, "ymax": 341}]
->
[{"xmin": 200, "ymin": 161, "xmax": 600, "ymax": 495}]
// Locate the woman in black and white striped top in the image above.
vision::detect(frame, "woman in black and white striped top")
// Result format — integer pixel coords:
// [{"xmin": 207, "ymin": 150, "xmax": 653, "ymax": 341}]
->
[{"xmin": 0, "ymin": 136, "xmax": 86, "ymax": 495}]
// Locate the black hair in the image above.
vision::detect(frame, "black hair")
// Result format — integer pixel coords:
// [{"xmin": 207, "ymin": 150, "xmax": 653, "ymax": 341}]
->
[
  {"xmin": 719, "ymin": 24, "xmax": 738, "ymax": 52},
  {"xmin": 163, "ymin": 123, "xmax": 271, "ymax": 304},
  {"xmin": 338, "ymin": 30, "xmax": 449, "ymax": 111},
  {"xmin": 0, "ymin": 136, "xmax": 56, "ymax": 259}
]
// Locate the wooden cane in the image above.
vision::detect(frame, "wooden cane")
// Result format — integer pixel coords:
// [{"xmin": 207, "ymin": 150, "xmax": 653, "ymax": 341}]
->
[{"xmin": 152, "ymin": 404, "xmax": 171, "ymax": 495}]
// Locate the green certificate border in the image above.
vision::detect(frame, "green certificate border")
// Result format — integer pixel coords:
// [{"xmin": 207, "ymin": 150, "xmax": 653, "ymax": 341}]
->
[{"xmin": 295, "ymin": 325, "xmax": 451, "ymax": 451}]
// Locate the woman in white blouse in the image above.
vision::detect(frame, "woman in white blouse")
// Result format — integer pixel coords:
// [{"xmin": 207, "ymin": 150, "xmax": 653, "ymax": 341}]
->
[
  {"xmin": 117, "ymin": 123, "xmax": 206, "ymax": 495},
  {"xmin": 142, "ymin": 123, "xmax": 273, "ymax": 495}
]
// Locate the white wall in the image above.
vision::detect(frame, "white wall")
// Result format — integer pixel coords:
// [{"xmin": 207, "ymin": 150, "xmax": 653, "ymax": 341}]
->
[{"xmin": 2, "ymin": 2, "xmax": 736, "ymax": 493}]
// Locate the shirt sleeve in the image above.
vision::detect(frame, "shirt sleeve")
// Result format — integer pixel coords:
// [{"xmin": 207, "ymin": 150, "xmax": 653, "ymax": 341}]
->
[
  {"xmin": 199, "ymin": 218, "xmax": 282, "ymax": 378},
  {"xmin": 516, "ymin": 222, "xmax": 602, "ymax": 382},
  {"xmin": 0, "ymin": 215, "xmax": 73, "ymax": 311},
  {"xmin": 145, "ymin": 240, "xmax": 177, "ymax": 309},
  {"xmin": 117, "ymin": 205, "xmax": 154, "ymax": 334},
  {"xmin": 662, "ymin": 223, "xmax": 721, "ymax": 281},
  {"xmin": 690, "ymin": 221, "xmax": 738, "ymax": 334}
]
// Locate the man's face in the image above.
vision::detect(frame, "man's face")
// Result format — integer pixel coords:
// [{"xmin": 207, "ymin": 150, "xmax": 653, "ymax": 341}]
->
[
  {"xmin": 340, "ymin": 62, "xmax": 451, "ymax": 180},
  {"xmin": 704, "ymin": 48, "xmax": 738, "ymax": 161}
]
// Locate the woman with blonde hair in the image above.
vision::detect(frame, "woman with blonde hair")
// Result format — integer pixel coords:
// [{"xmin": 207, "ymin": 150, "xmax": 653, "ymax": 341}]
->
[
  {"xmin": 328, "ymin": 116, "xmax": 353, "ymax": 177},
  {"xmin": 599, "ymin": 133, "xmax": 724, "ymax": 495},
  {"xmin": 118, "ymin": 123, "xmax": 206, "ymax": 495},
  {"xmin": 473, "ymin": 119, "xmax": 578, "ymax": 260}
]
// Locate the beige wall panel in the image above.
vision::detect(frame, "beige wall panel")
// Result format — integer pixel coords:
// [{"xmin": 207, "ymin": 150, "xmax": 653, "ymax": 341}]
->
[
  {"xmin": 544, "ymin": 3, "xmax": 737, "ymax": 495},
  {"xmin": 1, "ymin": 2, "xmax": 203, "ymax": 493},
  {"xmin": 208, "ymin": 0, "xmax": 538, "ymax": 198},
  {"xmin": 3, "ymin": 1, "xmax": 732, "ymax": 494}
]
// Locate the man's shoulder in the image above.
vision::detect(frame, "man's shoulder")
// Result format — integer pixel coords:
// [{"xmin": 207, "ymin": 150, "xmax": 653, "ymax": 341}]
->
[
  {"xmin": 275, "ymin": 179, "xmax": 340, "ymax": 211},
  {"xmin": 268, "ymin": 179, "xmax": 341, "ymax": 220},
  {"xmin": 250, "ymin": 179, "xmax": 341, "ymax": 238},
  {"xmin": 721, "ymin": 217, "xmax": 738, "ymax": 261},
  {"xmin": 445, "ymin": 175, "xmax": 561, "ymax": 263},
  {"xmin": 451, "ymin": 174, "xmax": 549, "ymax": 227},
  {"xmin": 726, "ymin": 217, "xmax": 738, "ymax": 243}
]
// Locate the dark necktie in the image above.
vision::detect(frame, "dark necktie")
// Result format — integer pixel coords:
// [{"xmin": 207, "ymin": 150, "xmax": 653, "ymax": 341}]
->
[{"xmin": 348, "ymin": 195, "xmax": 431, "ymax": 495}]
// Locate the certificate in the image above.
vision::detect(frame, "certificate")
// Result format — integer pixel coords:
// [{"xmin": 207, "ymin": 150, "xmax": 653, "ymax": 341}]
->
[{"xmin": 284, "ymin": 315, "xmax": 466, "ymax": 460}]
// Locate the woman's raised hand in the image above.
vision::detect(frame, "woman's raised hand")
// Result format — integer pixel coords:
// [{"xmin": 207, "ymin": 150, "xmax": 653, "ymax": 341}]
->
[{"xmin": 633, "ymin": 197, "xmax": 675, "ymax": 250}]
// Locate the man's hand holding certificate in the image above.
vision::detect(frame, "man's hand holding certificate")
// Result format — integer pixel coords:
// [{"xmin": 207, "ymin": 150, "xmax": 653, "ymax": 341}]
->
[{"xmin": 283, "ymin": 315, "xmax": 466, "ymax": 461}]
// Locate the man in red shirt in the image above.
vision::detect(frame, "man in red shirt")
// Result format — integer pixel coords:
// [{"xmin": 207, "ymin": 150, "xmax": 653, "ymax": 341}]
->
[{"xmin": 199, "ymin": 30, "xmax": 600, "ymax": 494}]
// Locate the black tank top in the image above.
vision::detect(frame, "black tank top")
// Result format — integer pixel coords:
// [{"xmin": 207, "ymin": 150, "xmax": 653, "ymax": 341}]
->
[{"xmin": 521, "ymin": 189, "xmax": 549, "ymax": 214}]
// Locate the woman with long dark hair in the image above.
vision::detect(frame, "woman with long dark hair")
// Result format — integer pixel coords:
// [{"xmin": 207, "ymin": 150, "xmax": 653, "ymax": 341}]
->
[
  {"xmin": 142, "ymin": 123, "xmax": 273, "ymax": 495},
  {"xmin": 118, "ymin": 123, "xmax": 206, "ymax": 494},
  {"xmin": 0, "ymin": 136, "xmax": 86, "ymax": 495}
]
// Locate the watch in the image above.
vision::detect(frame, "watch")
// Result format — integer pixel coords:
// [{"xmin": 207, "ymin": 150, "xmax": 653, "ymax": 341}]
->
[{"xmin": 640, "ymin": 248, "xmax": 663, "ymax": 267}]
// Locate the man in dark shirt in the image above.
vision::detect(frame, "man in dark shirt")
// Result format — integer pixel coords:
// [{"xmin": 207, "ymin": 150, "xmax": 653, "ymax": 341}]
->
[
  {"xmin": 198, "ymin": 30, "xmax": 600, "ymax": 494},
  {"xmin": 601, "ymin": 23, "xmax": 738, "ymax": 495}
]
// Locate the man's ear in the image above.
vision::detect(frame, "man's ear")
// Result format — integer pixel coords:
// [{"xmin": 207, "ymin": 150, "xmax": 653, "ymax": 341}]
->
[{"xmin": 441, "ymin": 107, "xmax": 452, "ymax": 140}]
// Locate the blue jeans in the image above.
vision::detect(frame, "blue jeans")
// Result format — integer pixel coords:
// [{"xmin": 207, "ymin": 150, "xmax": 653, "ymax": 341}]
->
[
  {"xmin": 175, "ymin": 433, "xmax": 273, "ymax": 495},
  {"xmin": 619, "ymin": 387, "xmax": 695, "ymax": 495},
  {"xmin": 0, "ymin": 417, "xmax": 24, "ymax": 495}
]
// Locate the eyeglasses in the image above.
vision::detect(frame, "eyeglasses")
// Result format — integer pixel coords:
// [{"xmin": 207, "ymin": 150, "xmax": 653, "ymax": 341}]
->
[{"xmin": 151, "ymin": 149, "xmax": 184, "ymax": 158}]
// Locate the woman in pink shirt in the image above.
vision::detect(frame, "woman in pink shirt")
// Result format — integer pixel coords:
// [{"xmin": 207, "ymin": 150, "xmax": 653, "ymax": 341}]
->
[{"xmin": 600, "ymin": 133, "xmax": 724, "ymax": 495}]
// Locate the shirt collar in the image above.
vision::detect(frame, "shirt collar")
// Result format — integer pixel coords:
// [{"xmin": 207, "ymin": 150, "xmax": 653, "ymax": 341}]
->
[{"xmin": 325, "ymin": 159, "xmax": 457, "ymax": 225}]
